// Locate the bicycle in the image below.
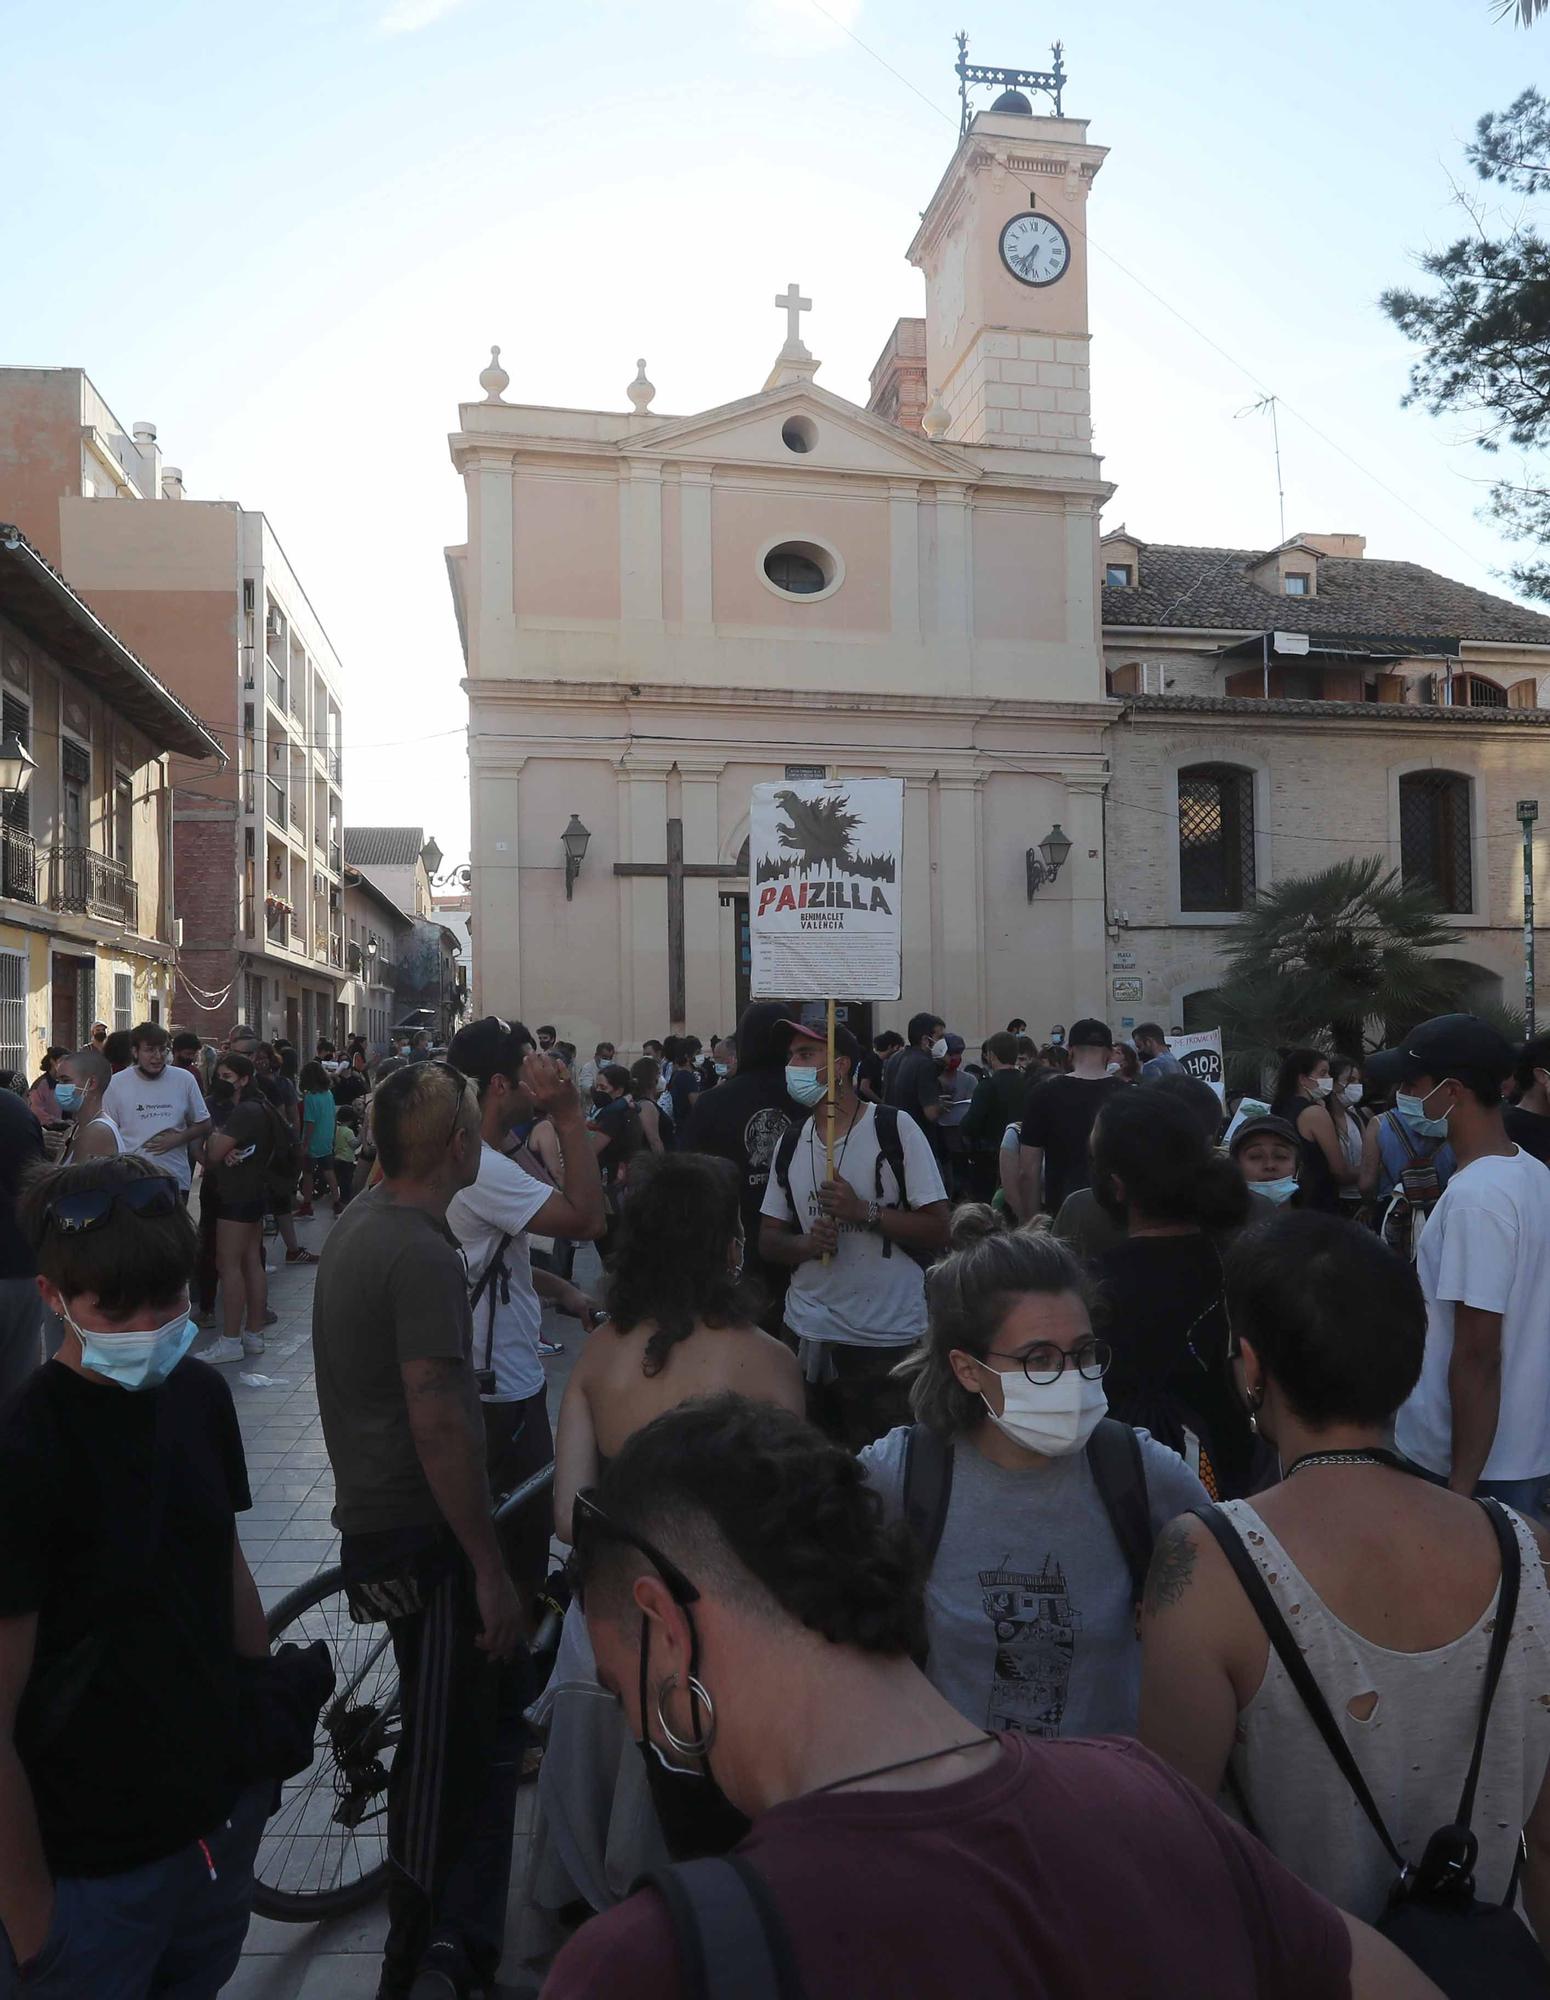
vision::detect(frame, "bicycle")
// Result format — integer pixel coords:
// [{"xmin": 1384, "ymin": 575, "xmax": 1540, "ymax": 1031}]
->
[{"xmin": 252, "ymin": 1462, "xmax": 558, "ymax": 1921}]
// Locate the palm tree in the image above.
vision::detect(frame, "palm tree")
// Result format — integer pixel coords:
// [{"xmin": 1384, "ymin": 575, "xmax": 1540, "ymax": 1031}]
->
[
  {"xmin": 1211, "ymin": 858, "xmax": 1467, "ymax": 1085},
  {"xmin": 1498, "ymin": 0, "xmax": 1547, "ymax": 21}
]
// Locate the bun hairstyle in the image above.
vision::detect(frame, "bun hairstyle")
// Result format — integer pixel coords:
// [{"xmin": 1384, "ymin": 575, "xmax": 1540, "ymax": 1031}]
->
[
  {"xmin": 1090, "ymin": 1089, "xmax": 1249, "ymax": 1234},
  {"xmin": 898, "ymin": 1204, "xmax": 1092, "ymax": 1437},
  {"xmin": 590, "ymin": 1394, "xmax": 927, "ymax": 1658}
]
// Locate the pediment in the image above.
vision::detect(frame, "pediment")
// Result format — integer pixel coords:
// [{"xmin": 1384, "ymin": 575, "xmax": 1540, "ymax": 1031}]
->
[{"xmin": 627, "ymin": 381, "xmax": 978, "ymax": 482}]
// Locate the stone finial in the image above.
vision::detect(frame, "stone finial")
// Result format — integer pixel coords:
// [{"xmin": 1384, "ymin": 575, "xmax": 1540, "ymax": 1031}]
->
[
  {"xmin": 922, "ymin": 395, "xmax": 952, "ymax": 440},
  {"xmin": 627, "ymin": 358, "xmax": 656, "ymax": 413},
  {"xmin": 478, "ymin": 345, "xmax": 510, "ymax": 404}
]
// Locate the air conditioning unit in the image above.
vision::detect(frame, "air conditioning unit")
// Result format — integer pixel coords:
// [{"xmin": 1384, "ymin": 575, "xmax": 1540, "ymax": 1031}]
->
[
  {"xmin": 173, "ymin": 917, "xmax": 183, "ymax": 947},
  {"xmin": 266, "ymin": 609, "xmax": 284, "ymax": 641},
  {"xmin": 313, "ymin": 871, "xmax": 325, "ymax": 895}
]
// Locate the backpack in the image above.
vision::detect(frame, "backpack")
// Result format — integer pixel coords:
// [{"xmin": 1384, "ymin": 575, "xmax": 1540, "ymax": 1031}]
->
[
  {"xmin": 1380, "ymin": 1112, "xmax": 1446, "ymax": 1263},
  {"xmin": 638, "ymin": 1855, "xmax": 804, "ymax": 2000},
  {"xmin": 1195, "ymin": 1500, "xmax": 1550, "ymax": 2000},
  {"xmin": 468, "ymin": 1231, "xmax": 514, "ymax": 1392},
  {"xmin": 772, "ymin": 1104, "xmax": 925, "ymax": 1265},
  {"xmin": 901, "ymin": 1418, "xmax": 1154, "ymax": 1613}
]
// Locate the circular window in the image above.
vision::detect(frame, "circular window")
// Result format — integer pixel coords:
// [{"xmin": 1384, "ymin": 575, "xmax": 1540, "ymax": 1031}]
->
[
  {"xmin": 763, "ymin": 541, "xmax": 836, "ymax": 597},
  {"xmin": 781, "ymin": 415, "xmax": 817, "ymax": 454}
]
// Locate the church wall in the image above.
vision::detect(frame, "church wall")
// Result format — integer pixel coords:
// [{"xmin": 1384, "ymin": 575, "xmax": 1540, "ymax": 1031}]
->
[
  {"xmin": 512, "ymin": 470, "xmax": 620, "ymax": 623},
  {"xmin": 709, "ymin": 486, "xmax": 890, "ymax": 634},
  {"xmin": 971, "ymin": 503, "xmax": 1067, "ymax": 647}
]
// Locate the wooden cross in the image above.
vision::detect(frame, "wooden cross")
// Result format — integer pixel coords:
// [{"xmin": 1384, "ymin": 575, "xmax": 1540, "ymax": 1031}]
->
[
  {"xmin": 774, "ymin": 282, "xmax": 811, "ymax": 348},
  {"xmin": 614, "ymin": 818, "xmax": 745, "ymax": 1024}
]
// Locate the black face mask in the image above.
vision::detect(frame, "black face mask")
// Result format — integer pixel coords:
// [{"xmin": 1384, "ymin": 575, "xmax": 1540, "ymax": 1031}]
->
[
  {"xmin": 636, "ymin": 1614, "xmax": 749, "ymax": 1862},
  {"xmin": 1090, "ymin": 1173, "xmax": 1126, "ymax": 1224}
]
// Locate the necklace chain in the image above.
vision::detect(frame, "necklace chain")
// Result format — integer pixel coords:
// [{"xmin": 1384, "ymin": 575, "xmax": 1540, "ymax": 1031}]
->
[
  {"xmin": 810, "ymin": 1732, "xmax": 994, "ymax": 1797},
  {"xmin": 1283, "ymin": 1448, "xmax": 1397, "ymax": 1478}
]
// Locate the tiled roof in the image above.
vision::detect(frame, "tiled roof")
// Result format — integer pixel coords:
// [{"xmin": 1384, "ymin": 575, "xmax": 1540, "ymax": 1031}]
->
[
  {"xmin": 1124, "ymin": 692, "xmax": 1550, "ymax": 726},
  {"xmin": 1102, "ymin": 543, "xmax": 1550, "ymax": 646},
  {"xmin": 343, "ymin": 827, "xmax": 425, "ymax": 869}
]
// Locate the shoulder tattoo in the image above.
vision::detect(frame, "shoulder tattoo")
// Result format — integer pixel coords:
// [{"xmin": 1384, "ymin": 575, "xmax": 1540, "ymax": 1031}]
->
[{"xmin": 1143, "ymin": 1517, "xmax": 1199, "ymax": 1618}]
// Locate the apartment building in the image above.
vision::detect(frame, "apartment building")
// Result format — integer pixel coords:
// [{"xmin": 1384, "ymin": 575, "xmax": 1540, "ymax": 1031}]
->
[
  {"xmin": 341, "ymin": 865, "xmax": 410, "ymax": 1049},
  {"xmin": 0, "ymin": 526, "xmax": 222, "ymax": 1070},
  {"xmin": 0, "ymin": 367, "xmax": 346, "ymax": 1046}
]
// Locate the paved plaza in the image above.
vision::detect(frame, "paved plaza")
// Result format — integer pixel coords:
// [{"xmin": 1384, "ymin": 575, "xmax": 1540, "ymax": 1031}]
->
[{"xmin": 220, "ymin": 1208, "xmax": 590, "ymax": 1999}]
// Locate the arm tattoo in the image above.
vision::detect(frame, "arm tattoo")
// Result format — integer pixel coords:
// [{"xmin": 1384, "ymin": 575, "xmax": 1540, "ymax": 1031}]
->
[
  {"xmin": 403, "ymin": 1358, "xmax": 473, "ymax": 1401},
  {"xmin": 1143, "ymin": 1519, "xmax": 1199, "ymax": 1618}
]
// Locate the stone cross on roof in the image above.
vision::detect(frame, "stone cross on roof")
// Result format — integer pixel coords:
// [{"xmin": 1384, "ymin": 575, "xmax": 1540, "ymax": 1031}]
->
[{"xmin": 766, "ymin": 282, "xmax": 820, "ymax": 391}]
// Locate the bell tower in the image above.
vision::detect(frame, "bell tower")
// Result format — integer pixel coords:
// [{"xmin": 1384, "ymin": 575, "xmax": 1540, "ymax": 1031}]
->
[{"xmin": 908, "ymin": 40, "xmax": 1106, "ymax": 452}]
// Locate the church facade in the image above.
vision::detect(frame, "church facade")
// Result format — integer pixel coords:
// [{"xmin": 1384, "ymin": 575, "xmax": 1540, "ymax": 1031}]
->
[{"xmin": 448, "ymin": 85, "xmax": 1550, "ymax": 1050}]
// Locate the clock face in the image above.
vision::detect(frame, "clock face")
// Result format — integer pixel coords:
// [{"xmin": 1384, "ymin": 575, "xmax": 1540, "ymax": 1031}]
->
[{"xmin": 999, "ymin": 212, "xmax": 1071, "ymax": 288}]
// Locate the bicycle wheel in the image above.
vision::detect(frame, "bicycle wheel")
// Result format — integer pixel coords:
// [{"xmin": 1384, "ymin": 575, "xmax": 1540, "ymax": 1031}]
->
[{"xmin": 252, "ymin": 1566, "xmax": 402, "ymax": 1920}]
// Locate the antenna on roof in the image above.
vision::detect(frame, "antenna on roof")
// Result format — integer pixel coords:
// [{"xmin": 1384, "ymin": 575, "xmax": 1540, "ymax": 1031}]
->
[{"xmin": 1236, "ymin": 394, "xmax": 1287, "ymax": 545}]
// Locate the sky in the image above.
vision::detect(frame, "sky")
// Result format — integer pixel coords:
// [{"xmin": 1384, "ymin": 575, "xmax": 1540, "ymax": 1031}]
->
[{"xmin": 5, "ymin": 0, "xmax": 1547, "ymax": 870}]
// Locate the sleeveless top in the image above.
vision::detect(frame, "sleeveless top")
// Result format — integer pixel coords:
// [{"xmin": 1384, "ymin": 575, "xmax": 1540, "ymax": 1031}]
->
[
  {"xmin": 64, "ymin": 1112, "xmax": 123, "ymax": 1161},
  {"xmin": 1270, "ymin": 1093, "xmax": 1340, "ymax": 1214},
  {"xmin": 1218, "ymin": 1499, "xmax": 1550, "ymax": 1923}
]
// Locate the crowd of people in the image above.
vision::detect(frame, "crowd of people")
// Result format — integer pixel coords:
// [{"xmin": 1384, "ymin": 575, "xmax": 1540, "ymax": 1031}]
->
[{"xmin": 4, "ymin": 997, "xmax": 1550, "ymax": 1995}]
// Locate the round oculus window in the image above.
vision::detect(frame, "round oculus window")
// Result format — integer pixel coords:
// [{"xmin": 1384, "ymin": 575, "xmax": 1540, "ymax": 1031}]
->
[
  {"xmin": 781, "ymin": 415, "xmax": 817, "ymax": 454},
  {"xmin": 763, "ymin": 542, "xmax": 832, "ymax": 596}
]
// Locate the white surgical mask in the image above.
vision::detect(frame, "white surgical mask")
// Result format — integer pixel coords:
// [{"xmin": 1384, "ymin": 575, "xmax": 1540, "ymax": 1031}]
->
[
  {"xmin": 713, "ymin": 1062, "xmax": 729, "ymax": 1078},
  {"xmin": 1256, "ymin": 1176, "xmax": 1300, "ymax": 1206},
  {"xmin": 983, "ymin": 1364, "xmax": 1107, "ymax": 1459},
  {"xmin": 785, "ymin": 1066, "xmax": 828, "ymax": 1108},
  {"xmin": 1312, "ymin": 1076, "xmax": 1333, "ymax": 1098},
  {"xmin": 930, "ymin": 1038, "xmax": 949, "ymax": 1062},
  {"xmin": 1395, "ymin": 1084, "xmax": 1450, "ymax": 1140},
  {"xmin": 1341, "ymin": 1083, "xmax": 1363, "ymax": 1106},
  {"xmin": 68, "ymin": 1306, "xmax": 197, "ymax": 1392}
]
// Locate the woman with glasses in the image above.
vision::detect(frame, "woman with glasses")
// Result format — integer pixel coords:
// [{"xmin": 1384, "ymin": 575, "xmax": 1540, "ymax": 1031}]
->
[
  {"xmin": 860, "ymin": 1206, "xmax": 1206, "ymax": 1739},
  {"xmin": 1140, "ymin": 1210, "xmax": 1550, "ymax": 1934},
  {"xmin": 1088, "ymin": 1087, "xmax": 1256, "ymax": 1499},
  {"xmin": 532, "ymin": 1153, "xmax": 805, "ymax": 1915}
]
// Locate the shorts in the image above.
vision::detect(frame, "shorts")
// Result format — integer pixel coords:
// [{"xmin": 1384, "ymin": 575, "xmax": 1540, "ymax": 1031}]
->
[
  {"xmin": 221, "ymin": 1199, "xmax": 267, "ymax": 1224},
  {"xmin": 267, "ymin": 1185, "xmax": 293, "ymax": 1216}
]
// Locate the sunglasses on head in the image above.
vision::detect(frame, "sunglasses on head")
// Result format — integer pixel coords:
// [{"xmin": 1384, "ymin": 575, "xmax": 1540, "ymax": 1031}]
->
[
  {"xmin": 43, "ymin": 1177, "xmax": 181, "ymax": 1238},
  {"xmin": 570, "ymin": 1488, "xmax": 700, "ymax": 1609}
]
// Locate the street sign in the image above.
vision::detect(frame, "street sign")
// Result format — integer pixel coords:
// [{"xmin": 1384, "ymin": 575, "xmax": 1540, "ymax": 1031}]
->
[
  {"xmin": 749, "ymin": 778, "xmax": 904, "ymax": 1001},
  {"xmin": 1111, "ymin": 977, "xmax": 1142, "ymax": 1002}
]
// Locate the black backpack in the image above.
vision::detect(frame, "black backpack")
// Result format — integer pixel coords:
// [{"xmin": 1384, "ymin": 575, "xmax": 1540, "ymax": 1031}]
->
[
  {"xmin": 902, "ymin": 1419, "xmax": 1154, "ymax": 1613},
  {"xmin": 772, "ymin": 1104, "xmax": 925, "ymax": 1265},
  {"xmin": 638, "ymin": 1855, "xmax": 803, "ymax": 2000}
]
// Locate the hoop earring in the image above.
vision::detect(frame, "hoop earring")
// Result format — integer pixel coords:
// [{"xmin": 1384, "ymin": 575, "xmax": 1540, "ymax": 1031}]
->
[
  {"xmin": 1246, "ymin": 1385, "xmax": 1264, "ymax": 1436},
  {"xmin": 655, "ymin": 1672, "xmax": 718, "ymax": 1759}
]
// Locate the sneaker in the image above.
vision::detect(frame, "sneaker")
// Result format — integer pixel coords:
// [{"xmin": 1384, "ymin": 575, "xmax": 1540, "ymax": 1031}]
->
[
  {"xmin": 242, "ymin": 1336, "xmax": 266, "ymax": 1358},
  {"xmin": 285, "ymin": 1247, "xmax": 319, "ymax": 1265},
  {"xmin": 262, "ymin": 1308, "xmax": 279, "ymax": 1326},
  {"xmin": 294, "ymin": 1202, "xmax": 315, "ymax": 1218},
  {"xmin": 197, "ymin": 1335, "xmax": 247, "ymax": 1365},
  {"xmin": 538, "ymin": 1337, "xmax": 565, "ymax": 1358},
  {"xmin": 407, "ymin": 1935, "xmax": 468, "ymax": 2000}
]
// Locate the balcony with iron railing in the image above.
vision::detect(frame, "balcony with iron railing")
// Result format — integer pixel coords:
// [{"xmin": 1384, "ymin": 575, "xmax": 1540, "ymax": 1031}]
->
[
  {"xmin": 1, "ymin": 825, "xmax": 37, "ymax": 903},
  {"xmin": 50, "ymin": 847, "xmax": 138, "ymax": 929},
  {"xmin": 329, "ymin": 934, "xmax": 343, "ymax": 968},
  {"xmin": 266, "ymin": 663, "xmax": 285, "ymax": 711},
  {"xmin": 266, "ymin": 778, "xmax": 285, "ymax": 827},
  {"xmin": 288, "ymin": 789, "xmax": 303, "ymax": 833},
  {"xmin": 328, "ymin": 749, "xmax": 341, "ymax": 785}
]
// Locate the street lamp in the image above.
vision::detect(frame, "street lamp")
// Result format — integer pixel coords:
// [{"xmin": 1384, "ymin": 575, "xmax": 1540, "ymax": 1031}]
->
[
  {"xmin": 0, "ymin": 732, "xmax": 35, "ymax": 798},
  {"xmin": 562, "ymin": 814, "xmax": 591, "ymax": 900},
  {"xmin": 1025, "ymin": 823, "xmax": 1073, "ymax": 902}
]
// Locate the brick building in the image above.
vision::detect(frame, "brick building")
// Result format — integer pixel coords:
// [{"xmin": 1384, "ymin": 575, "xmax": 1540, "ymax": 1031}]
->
[{"xmin": 0, "ymin": 367, "xmax": 347, "ymax": 1047}]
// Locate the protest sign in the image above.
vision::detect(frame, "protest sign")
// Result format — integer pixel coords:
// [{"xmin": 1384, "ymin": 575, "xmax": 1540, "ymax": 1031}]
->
[
  {"xmin": 748, "ymin": 779, "xmax": 904, "ymax": 1001},
  {"xmin": 1169, "ymin": 1027, "xmax": 1225, "ymax": 1105}
]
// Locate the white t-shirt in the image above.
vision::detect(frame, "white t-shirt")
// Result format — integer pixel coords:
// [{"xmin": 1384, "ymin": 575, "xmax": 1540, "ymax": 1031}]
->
[
  {"xmin": 101, "ymin": 1064, "xmax": 208, "ymax": 1190},
  {"xmin": 1396, "ymin": 1146, "xmax": 1550, "ymax": 1480},
  {"xmin": 760, "ymin": 1104, "xmax": 947, "ymax": 1348},
  {"xmin": 447, "ymin": 1140, "xmax": 555, "ymax": 1403}
]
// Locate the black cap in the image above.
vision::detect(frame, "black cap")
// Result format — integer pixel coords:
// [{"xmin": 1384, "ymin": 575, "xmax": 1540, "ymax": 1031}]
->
[
  {"xmin": 1368, "ymin": 1013, "xmax": 1516, "ymax": 1089},
  {"xmin": 782, "ymin": 1018, "xmax": 863, "ymax": 1065},
  {"xmin": 1067, "ymin": 1018, "xmax": 1114, "ymax": 1049},
  {"xmin": 447, "ymin": 1015, "xmax": 533, "ymax": 1083},
  {"xmin": 1229, "ymin": 1114, "xmax": 1301, "ymax": 1158}
]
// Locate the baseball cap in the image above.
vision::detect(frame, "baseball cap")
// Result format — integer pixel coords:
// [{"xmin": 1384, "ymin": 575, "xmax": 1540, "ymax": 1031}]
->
[
  {"xmin": 781, "ymin": 1019, "xmax": 863, "ymax": 1066},
  {"xmin": 1367, "ymin": 1013, "xmax": 1516, "ymax": 1091},
  {"xmin": 1229, "ymin": 1114, "xmax": 1301, "ymax": 1158},
  {"xmin": 944, "ymin": 1032, "xmax": 966, "ymax": 1056},
  {"xmin": 1067, "ymin": 1018, "xmax": 1114, "ymax": 1050},
  {"xmin": 447, "ymin": 1015, "xmax": 534, "ymax": 1083}
]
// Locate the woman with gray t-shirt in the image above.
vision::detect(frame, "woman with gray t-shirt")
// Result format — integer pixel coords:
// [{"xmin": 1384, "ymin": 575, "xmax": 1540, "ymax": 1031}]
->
[{"xmin": 861, "ymin": 1208, "xmax": 1205, "ymax": 1740}]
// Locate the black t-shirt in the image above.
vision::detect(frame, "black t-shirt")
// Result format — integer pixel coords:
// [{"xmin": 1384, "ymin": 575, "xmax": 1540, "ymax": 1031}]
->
[
  {"xmin": 332, "ymin": 1070, "xmax": 369, "ymax": 1108},
  {"xmin": 1092, "ymin": 1234, "xmax": 1253, "ymax": 1499},
  {"xmin": 592, "ymin": 1096, "xmax": 639, "ymax": 1181},
  {"xmin": 856, "ymin": 1050, "xmax": 885, "ymax": 1100},
  {"xmin": 885, "ymin": 1048, "xmax": 942, "ymax": 1152},
  {"xmin": 680, "ymin": 1070, "xmax": 803, "ymax": 1271},
  {"xmin": 0, "ymin": 1086, "xmax": 44, "ymax": 1278},
  {"xmin": 0, "ymin": 1356, "xmax": 251, "ymax": 1872},
  {"xmin": 220, "ymin": 1098, "xmax": 274, "ymax": 1205},
  {"xmin": 667, "ymin": 1068, "xmax": 700, "ymax": 1128},
  {"xmin": 1019, "ymin": 1075, "xmax": 1120, "ymax": 1213},
  {"xmin": 1506, "ymin": 1105, "xmax": 1550, "ymax": 1165}
]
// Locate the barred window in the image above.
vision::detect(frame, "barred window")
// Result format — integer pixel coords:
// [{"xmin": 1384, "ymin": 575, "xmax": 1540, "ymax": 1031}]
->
[
  {"xmin": 0, "ymin": 949, "xmax": 22, "ymax": 1079},
  {"xmin": 113, "ymin": 971, "xmax": 133, "ymax": 1032},
  {"xmin": 1400, "ymin": 770, "xmax": 1473, "ymax": 913},
  {"xmin": 1178, "ymin": 764, "xmax": 1256, "ymax": 912}
]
